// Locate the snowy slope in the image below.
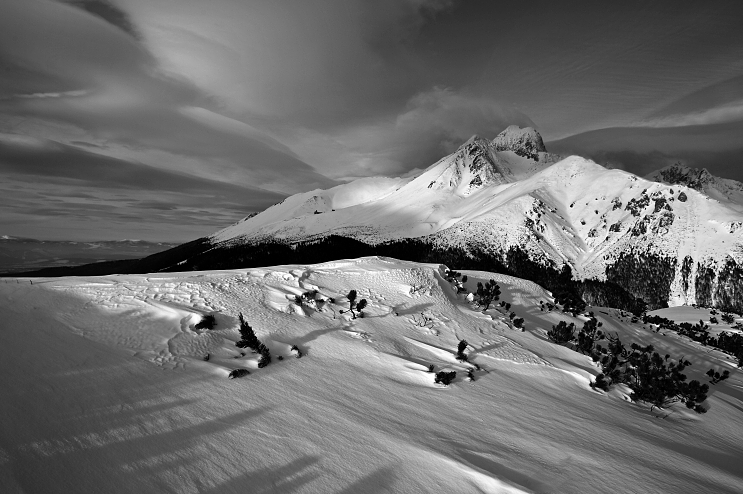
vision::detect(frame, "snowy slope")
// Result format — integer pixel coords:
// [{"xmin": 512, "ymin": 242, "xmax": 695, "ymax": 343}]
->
[
  {"xmin": 211, "ymin": 130, "xmax": 560, "ymax": 244},
  {"xmin": 1, "ymin": 258, "xmax": 741, "ymax": 493}
]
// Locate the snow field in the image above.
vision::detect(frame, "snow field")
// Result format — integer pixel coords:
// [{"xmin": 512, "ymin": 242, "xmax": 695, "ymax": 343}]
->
[{"xmin": 0, "ymin": 257, "xmax": 741, "ymax": 493}]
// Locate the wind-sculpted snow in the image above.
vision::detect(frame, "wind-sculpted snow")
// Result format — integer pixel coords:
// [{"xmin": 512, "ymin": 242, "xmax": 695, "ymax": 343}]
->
[{"xmin": 1, "ymin": 258, "xmax": 742, "ymax": 492}]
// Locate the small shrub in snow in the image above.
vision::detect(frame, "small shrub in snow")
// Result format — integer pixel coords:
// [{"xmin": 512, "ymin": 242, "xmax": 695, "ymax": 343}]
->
[
  {"xmin": 467, "ymin": 369, "xmax": 475, "ymax": 381},
  {"xmin": 228, "ymin": 368, "xmax": 249, "ymax": 379},
  {"xmin": 277, "ymin": 355, "xmax": 284, "ymax": 361},
  {"xmin": 434, "ymin": 371, "xmax": 456, "ymax": 385},
  {"xmin": 195, "ymin": 314, "xmax": 216, "ymax": 330},
  {"xmin": 513, "ymin": 317, "xmax": 524, "ymax": 329},
  {"xmin": 290, "ymin": 344, "xmax": 303, "ymax": 358},
  {"xmin": 302, "ymin": 290, "xmax": 318, "ymax": 301},
  {"xmin": 590, "ymin": 373, "xmax": 610, "ymax": 391},
  {"xmin": 428, "ymin": 364, "xmax": 434, "ymax": 373},
  {"xmin": 203, "ymin": 354, "xmax": 210, "ymax": 361},
  {"xmin": 456, "ymin": 339, "xmax": 468, "ymax": 361},
  {"xmin": 709, "ymin": 316, "xmax": 719, "ymax": 324},
  {"xmin": 706, "ymin": 369, "xmax": 730, "ymax": 384},
  {"xmin": 504, "ymin": 303, "xmax": 511, "ymax": 311},
  {"xmin": 340, "ymin": 290, "xmax": 368, "ymax": 319},
  {"xmin": 721, "ymin": 313, "xmax": 735, "ymax": 324}
]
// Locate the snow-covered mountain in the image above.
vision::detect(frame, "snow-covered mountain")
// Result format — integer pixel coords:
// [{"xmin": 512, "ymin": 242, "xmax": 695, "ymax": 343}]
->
[
  {"xmin": 28, "ymin": 126, "xmax": 743, "ymax": 313},
  {"xmin": 492, "ymin": 124, "xmax": 547, "ymax": 160},
  {"xmin": 191, "ymin": 128, "xmax": 742, "ymax": 312}
]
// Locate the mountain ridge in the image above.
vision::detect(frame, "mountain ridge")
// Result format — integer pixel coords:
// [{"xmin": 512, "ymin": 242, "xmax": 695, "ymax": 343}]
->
[{"xmin": 8, "ymin": 127, "xmax": 743, "ymax": 313}]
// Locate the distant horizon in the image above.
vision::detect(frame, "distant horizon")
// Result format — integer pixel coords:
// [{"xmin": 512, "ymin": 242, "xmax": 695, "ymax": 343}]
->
[{"xmin": 1, "ymin": 234, "xmax": 181, "ymax": 243}]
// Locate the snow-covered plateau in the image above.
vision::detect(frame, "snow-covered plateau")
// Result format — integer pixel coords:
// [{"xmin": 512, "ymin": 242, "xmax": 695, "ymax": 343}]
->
[{"xmin": 1, "ymin": 257, "xmax": 741, "ymax": 493}]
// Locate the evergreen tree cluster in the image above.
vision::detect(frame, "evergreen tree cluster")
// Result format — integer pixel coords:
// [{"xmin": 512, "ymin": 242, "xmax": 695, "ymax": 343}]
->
[
  {"xmin": 643, "ymin": 314, "xmax": 743, "ymax": 367},
  {"xmin": 547, "ymin": 315, "xmax": 711, "ymax": 413},
  {"xmin": 591, "ymin": 338, "xmax": 709, "ymax": 414},
  {"xmin": 547, "ymin": 320, "xmax": 576, "ymax": 344},
  {"xmin": 444, "ymin": 269, "xmax": 468, "ymax": 293}
]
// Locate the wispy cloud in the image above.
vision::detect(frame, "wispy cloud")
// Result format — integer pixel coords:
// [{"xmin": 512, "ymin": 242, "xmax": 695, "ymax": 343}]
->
[{"xmin": 640, "ymin": 101, "xmax": 743, "ymax": 128}]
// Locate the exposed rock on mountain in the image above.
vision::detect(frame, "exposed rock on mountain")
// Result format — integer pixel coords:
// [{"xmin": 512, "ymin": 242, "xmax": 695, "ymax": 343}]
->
[
  {"xmin": 647, "ymin": 163, "xmax": 743, "ymax": 212},
  {"xmin": 493, "ymin": 125, "xmax": 547, "ymax": 160}
]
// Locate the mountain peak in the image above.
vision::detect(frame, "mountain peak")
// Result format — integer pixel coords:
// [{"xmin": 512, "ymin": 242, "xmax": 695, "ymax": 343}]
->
[
  {"xmin": 647, "ymin": 163, "xmax": 743, "ymax": 211},
  {"xmin": 460, "ymin": 134, "xmax": 488, "ymax": 147},
  {"xmin": 648, "ymin": 163, "xmax": 715, "ymax": 191},
  {"xmin": 492, "ymin": 125, "xmax": 546, "ymax": 160}
]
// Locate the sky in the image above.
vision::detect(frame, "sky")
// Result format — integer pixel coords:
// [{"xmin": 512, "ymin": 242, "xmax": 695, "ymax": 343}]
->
[{"xmin": 1, "ymin": 0, "xmax": 742, "ymax": 242}]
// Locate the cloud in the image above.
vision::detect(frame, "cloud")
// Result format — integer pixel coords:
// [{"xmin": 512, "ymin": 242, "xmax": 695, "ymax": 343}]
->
[
  {"xmin": 0, "ymin": 0, "xmax": 337, "ymax": 195},
  {"xmin": 640, "ymin": 101, "xmax": 743, "ymax": 128},
  {"xmin": 547, "ymin": 120, "xmax": 743, "ymax": 182},
  {"xmin": 13, "ymin": 90, "xmax": 89, "ymax": 99},
  {"xmin": 0, "ymin": 134, "xmax": 288, "ymax": 241},
  {"xmin": 118, "ymin": 0, "xmax": 458, "ymax": 126},
  {"xmin": 0, "ymin": 133, "xmax": 285, "ymax": 201},
  {"xmin": 287, "ymin": 87, "xmax": 534, "ymax": 179},
  {"xmin": 62, "ymin": 0, "xmax": 141, "ymax": 39}
]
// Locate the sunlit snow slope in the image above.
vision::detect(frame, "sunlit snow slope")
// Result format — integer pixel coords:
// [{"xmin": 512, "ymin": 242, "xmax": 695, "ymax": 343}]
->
[{"xmin": 1, "ymin": 258, "xmax": 741, "ymax": 493}]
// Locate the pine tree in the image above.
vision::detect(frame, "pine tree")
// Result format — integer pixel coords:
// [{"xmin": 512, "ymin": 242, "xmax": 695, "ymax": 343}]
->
[
  {"xmin": 457, "ymin": 339, "xmax": 468, "ymax": 361},
  {"xmin": 236, "ymin": 313, "xmax": 260, "ymax": 350},
  {"xmin": 236, "ymin": 313, "xmax": 272, "ymax": 368},
  {"xmin": 476, "ymin": 279, "xmax": 501, "ymax": 311}
]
